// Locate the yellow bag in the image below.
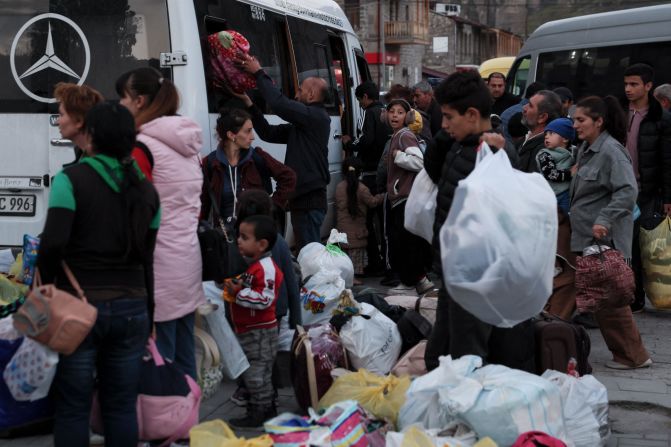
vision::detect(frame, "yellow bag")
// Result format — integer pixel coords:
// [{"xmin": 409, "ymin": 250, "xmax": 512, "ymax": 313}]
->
[
  {"xmin": 400, "ymin": 426, "xmax": 436, "ymax": 447},
  {"xmin": 190, "ymin": 420, "xmax": 273, "ymax": 447},
  {"xmin": 318, "ymin": 369, "xmax": 410, "ymax": 428},
  {"xmin": 640, "ymin": 217, "xmax": 671, "ymax": 309}
]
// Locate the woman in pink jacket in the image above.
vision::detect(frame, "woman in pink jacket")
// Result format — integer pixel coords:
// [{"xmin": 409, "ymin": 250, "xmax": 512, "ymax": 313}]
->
[{"xmin": 116, "ymin": 67, "xmax": 205, "ymax": 379}]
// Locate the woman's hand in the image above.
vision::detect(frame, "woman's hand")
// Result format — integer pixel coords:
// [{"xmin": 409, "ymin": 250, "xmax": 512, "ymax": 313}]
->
[{"xmin": 592, "ymin": 224, "xmax": 608, "ymax": 240}]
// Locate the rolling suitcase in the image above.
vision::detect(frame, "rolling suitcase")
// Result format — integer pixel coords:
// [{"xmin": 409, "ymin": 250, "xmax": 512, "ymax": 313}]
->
[
  {"xmin": 534, "ymin": 312, "xmax": 592, "ymax": 376},
  {"xmin": 290, "ymin": 324, "xmax": 349, "ymax": 411}
]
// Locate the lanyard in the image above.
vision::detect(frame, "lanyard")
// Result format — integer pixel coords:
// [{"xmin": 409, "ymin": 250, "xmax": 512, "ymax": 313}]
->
[{"xmin": 228, "ymin": 164, "xmax": 238, "ymax": 217}]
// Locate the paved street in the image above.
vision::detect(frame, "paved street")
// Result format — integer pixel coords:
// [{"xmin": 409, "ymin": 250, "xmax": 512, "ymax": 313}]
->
[{"xmin": 2, "ymin": 293, "xmax": 670, "ymax": 446}]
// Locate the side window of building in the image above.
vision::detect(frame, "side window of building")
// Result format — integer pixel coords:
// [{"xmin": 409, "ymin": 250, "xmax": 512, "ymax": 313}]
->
[
  {"xmin": 288, "ymin": 17, "xmax": 340, "ymax": 116},
  {"xmin": 0, "ymin": 0, "xmax": 169, "ymax": 113},
  {"xmin": 197, "ymin": 0, "xmax": 292, "ymax": 114}
]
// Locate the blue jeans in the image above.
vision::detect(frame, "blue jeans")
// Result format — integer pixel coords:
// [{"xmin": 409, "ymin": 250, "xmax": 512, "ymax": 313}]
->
[
  {"xmin": 291, "ymin": 209, "xmax": 326, "ymax": 252},
  {"xmin": 53, "ymin": 298, "xmax": 149, "ymax": 447},
  {"xmin": 556, "ymin": 190, "xmax": 570, "ymax": 215},
  {"xmin": 155, "ymin": 312, "xmax": 196, "ymax": 379}
]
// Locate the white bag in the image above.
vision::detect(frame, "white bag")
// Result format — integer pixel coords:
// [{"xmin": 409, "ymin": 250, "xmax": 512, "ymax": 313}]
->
[
  {"xmin": 277, "ymin": 316, "xmax": 295, "ymax": 352},
  {"xmin": 298, "ymin": 230, "xmax": 354, "ymax": 288},
  {"xmin": 3, "ymin": 337, "xmax": 58, "ymax": 401},
  {"xmin": 403, "ymin": 169, "xmax": 438, "ymax": 243},
  {"xmin": 398, "ymin": 355, "xmax": 483, "ymax": 431},
  {"xmin": 299, "ymin": 270, "xmax": 345, "ymax": 326},
  {"xmin": 542, "ymin": 370, "xmax": 610, "ymax": 446},
  {"xmin": 441, "ymin": 143, "xmax": 558, "ymax": 327},
  {"xmin": 339, "ymin": 302, "xmax": 402, "ymax": 375},
  {"xmin": 201, "ymin": 281, "xmax": 250, "ymax": 379}
]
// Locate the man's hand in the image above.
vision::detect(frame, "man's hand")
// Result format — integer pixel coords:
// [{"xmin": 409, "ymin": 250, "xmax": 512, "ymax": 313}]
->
[
  {"xmin": 592, "ymin": 224, "xmax": 608, "ymax": 240},
  {"xmin": 480, "ymin": 132, "xmax": 505, "ymax": 149},
  {"xmin": 233, "ymin": 91, "xmax": 253, "ymax": 107},
  {"xmin": 571, "ymin": 164, "xmax": 578, "ymax": 176},
  {"xmin": 341, "ymin": 135, "xmax": 352, "ymax": 145},
  {"xmin": 234, "ymin": 53, "xmax": 261, "ymax": 74},
  {"xmin": 664, "ymin": 203, "xmax": 671, "ymax": 216}
]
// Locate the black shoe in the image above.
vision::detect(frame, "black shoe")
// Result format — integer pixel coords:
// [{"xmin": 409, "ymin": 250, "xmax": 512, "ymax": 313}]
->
[
  {"xmin": 630, "ymin": 298, "xmax": 645, "ymax": 314},
  {"xmin": 572, "ymin": 313, "xmax": 599, "ymax": 329},
  {"xmin": 380, "ymin": 274, "xmax": 400, "ymax": 287},
  {"xmin": 229, "ymin": 406, "xmax": 266, "ymax": 430}
]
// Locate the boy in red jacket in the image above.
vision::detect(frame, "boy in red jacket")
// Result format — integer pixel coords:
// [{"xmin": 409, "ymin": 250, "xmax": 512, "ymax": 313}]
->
[{"xmin": 223, "ymin": 215, "xmax": 284, "ymax": 428}]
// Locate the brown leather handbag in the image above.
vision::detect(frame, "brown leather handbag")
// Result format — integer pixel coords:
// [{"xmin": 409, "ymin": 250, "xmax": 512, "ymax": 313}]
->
[{"xmin": 12, "ymin": 262, "xmax": 97, "ymax": 355}]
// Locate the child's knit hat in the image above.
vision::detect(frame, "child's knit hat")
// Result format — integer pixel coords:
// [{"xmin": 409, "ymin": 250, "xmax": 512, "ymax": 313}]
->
[{"xmin": 545, "ymin": 117, "xmax": 575, "ymax": 142}]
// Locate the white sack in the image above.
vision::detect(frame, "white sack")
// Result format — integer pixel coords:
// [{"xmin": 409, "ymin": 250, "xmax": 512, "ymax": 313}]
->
[
  {"xmin": 339, "ymin": 302, "xmax": 402, "ymax": 375},
  {"xmin": 201, "ymin": 281, "xmax": 250, "ymax": 379},
  {"xmin": 404, "ymin": 169, "xmax": 438, "ymax": 243},
  {"xmin": 441, "ymin": 144, "xmax": 558, "ymax": 327},
  {"xmin": 299, "ymin": 270, "xmax": 345, "ymax": 326},
  {"xmin": 542, "ymin": 370, "xmax": 610, "ymax": 446},
  {"xmin": 298, "ymin": 230, "xmax": 354, "ymax": 288},
  {"xmin": 3, "ymin": 337, "xmax": 58, "ymax": 401}
]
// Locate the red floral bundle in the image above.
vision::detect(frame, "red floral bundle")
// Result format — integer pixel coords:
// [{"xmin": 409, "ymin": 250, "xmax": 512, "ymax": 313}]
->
[{"xmin": 207, "ymin": 30, "xmax": 256, "ymax": 94}]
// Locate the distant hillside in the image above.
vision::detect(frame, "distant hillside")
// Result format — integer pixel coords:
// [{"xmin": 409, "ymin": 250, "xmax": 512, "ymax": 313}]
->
[{"xmin": 526, "ymin": 0, "xmax": 667, "ymax": 34}]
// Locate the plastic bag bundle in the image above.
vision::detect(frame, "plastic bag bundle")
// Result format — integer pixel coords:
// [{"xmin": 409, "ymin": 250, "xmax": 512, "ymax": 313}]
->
[
  {"xmin": 340, "ymin": 302, "xmax": 402, "ymax": 375},
  {"xmin": 21, "ymin": 235, "xmax": 39, "ymax": 287},
  {"xmin": 299, "ymin": 270, "xmax": 345, "ymax": 326},
  {"xmin": 542, "ymin": 370, "xmax": 609, "ymax": 446},
  {"xmin": 441, "ymin": 144, "xmax": 557, "ymax": 327},
  {"xmin": 298, "ymin": 230, "xmax": 354, "ymax": 288},
  {"xmin": 319, "ymin": 369, "xmax": 410, "ymax": 428},
  {"xmin": 3, "ymin": 337, "xmax": 58, "ymax": 401},
  {"xmin": 640, "ymin": 217, "xmax": 671, "ymax": 309},
  {"xmin": 404, "ymin": 169, "xmax": 438, "ymax": 243},
  {"xmin": 385, "ymin": 425, "xmax": 477, "ymax": 447},
  {"xmin": 191, "ymin": 419, "xmax": 273, "ymax": 447},
  {"xmin": 207, "ymin": 30, "xmax": 257, "ymax": 94}
]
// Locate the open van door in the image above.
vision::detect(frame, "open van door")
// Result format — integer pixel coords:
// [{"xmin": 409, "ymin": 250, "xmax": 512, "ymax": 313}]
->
[{"xmin": 0, "ymin": 1, "xmax": 171, "ymax": 246}]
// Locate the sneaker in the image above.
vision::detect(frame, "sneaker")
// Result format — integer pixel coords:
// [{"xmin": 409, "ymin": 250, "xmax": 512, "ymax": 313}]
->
[
  {"xmin": 230, "ymin": 386, "xmax": 249, "ymax": 407},
  {"xmin": 416, "ymin": 277, "xmax": 435, "ymax": 295},
  {"xmin": 89, "ymin": 432, "xmax": 104, "ymax": 446},
  {"xmin": 605, "ymin": 358, "xmax": 652, "ymax": 370},
  {"xmin": 388, "ymin": 283, "xmax": 417, "ymax": 296},
  {"xmin": 630, "ymin": 299, "xmax": 645, "ymax": 314},
  {"xmin": 572, "ymin": 313, "xmax": 599, "ymax": 329}
]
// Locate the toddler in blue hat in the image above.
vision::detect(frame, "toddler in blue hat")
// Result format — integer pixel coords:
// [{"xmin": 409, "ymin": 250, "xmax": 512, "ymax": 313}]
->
[{"xmin": 536, "ymin": 117, "xmax": 576, "ymax": 214}]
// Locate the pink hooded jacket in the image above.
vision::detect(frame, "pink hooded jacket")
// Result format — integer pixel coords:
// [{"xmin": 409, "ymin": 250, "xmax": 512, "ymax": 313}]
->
[{"xmin": 137, "ymin": 116, "xmax": 205, "ymax": 322}]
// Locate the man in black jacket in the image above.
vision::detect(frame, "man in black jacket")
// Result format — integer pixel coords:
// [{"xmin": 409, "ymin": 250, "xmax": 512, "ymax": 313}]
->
[
  {"xmin": 342, "ymin": 81, "xmax": 391, "ymax": 273},
  {"xmin": 412, "ymin": 80, "xmax": 443, "ymax": 137},
  {"xmin": 423, "ymin": 71, "xmax": 533, "ymax": 372},
  {"xmin": 488, "ymin": 72, "xmax": 520, "ymax": 116},
  {"xmin": 518, "ymin": 90, "xmax": 562, "ymax": 173},
  {"xmin": 622, "ymin": 63, "xmax": 671, "ymax": 312},
  {"xmin": 237, "ymin": 54, "xmax": 331, "ymax": 251}
]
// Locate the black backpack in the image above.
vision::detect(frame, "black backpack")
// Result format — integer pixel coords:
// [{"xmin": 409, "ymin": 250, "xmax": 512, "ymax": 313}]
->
[{"xmin": 396, "ymin": 310, "xmax": 432, "ymax": 355}]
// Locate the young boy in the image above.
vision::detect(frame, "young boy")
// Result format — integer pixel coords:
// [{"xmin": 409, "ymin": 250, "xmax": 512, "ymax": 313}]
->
[
  {"xmin": 536, "ymin": 117, "xmax": 576, "ymax": 214},
  {"xmin": 423, "ymin": 71, "xmax": 534, "ymax": 373},
  {"xmin": 223, "ymin": 215, "xmax": 283, "ymax": 428}
]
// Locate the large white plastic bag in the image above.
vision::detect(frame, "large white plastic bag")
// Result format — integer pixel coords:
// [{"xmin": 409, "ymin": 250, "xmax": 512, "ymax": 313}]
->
[
  {"xmin": 404, "ymin": 169, "xmax": 438, "ymax": 243},
  {"xmin": 441, "ymin": 144, "xmax": 558, "ymax": 327},
  {"xmin": 339, "ymin": 302, "xmax": 402, "ymax": 375},
  {"xmin": 398, "ymin": 355, "xmax": 483, "ymax": 431},
  {"xmin": 299, "ymin": 269, "xmax": 345, "ymax": 326},
  {"xmin": 542, "ymin": 370, "xmax": 610, "ymax": 446},
  {"xmin": 201, "ymin": 281, "xmax": 250, "ymax": 379},
  {"xmin": 3, "ymin": 337, "xmax": 58, "ymax": 401},
  {"xmin": 459, "ymin": 364, "xmax": 569, "ymax": 446},
  {"xmin": 298, "ymin": 230, "xmax": 354, "ymax": 287}
]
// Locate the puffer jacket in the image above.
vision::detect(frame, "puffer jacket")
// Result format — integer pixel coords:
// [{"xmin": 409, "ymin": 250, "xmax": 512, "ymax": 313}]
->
[
  {"xmin": 137, "ymin": 116, "xmax": 206, "ymax": 322},
  {"xmin": 625, "ymin": 97, "xmax": 671, "ymax": 201}
]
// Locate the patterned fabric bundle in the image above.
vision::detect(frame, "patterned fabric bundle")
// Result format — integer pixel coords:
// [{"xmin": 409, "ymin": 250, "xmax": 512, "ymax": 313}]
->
[{"xmin": 207, "ymin": 30, "xmax": 257, "ymax": 94}]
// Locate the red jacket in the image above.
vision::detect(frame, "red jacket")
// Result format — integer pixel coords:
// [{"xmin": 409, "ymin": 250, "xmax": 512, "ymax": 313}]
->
[{"xmin": 229, "ymin": 254, "xmax": 284, "ymax": 334}]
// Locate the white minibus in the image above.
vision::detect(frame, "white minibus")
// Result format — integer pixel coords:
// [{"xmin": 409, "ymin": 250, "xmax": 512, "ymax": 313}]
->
[{"xmin": 0, "ymin": 0, "xmax": 371, "ymax": 246}]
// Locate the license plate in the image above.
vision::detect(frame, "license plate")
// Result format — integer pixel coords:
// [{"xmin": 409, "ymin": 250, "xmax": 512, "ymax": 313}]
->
[{"xmin": 0, "ymin": 194, "xmax": 36, "ymax": 216}]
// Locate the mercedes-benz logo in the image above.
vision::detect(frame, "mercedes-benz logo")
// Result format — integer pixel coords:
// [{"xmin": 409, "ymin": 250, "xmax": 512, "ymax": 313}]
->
[{"xmin": 10, "ymin": 13, "xmax": 91, "ymax": 104}]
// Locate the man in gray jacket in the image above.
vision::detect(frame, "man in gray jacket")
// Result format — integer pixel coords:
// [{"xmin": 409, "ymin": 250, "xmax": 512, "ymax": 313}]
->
[{"xmin": 518, "ymin": 90, "xmax": 562, "ymax": 173}]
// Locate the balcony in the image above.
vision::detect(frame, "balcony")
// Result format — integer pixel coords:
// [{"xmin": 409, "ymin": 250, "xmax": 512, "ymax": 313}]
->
[{"xmin": 384, "ymin": 20, "xmax": 429, "ymax": 45}]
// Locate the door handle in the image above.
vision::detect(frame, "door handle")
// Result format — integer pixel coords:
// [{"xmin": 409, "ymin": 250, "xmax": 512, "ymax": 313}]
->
[
  {"xmin": 333, "ymin": 132, "xmax": 342, "ymax": 139},
  {"xmin": 50, "ymin": 139, "xmax": 74, "ymax": 146}
]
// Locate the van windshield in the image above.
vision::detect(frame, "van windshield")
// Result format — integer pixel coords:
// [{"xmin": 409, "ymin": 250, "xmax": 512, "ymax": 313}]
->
[
  {"xmin": 536, "ymin": 41, "xmax": 671, "ymax": 99},
  {"xmin": 0, "ymin": 0, "xmax": 170, "ymax": 113}
]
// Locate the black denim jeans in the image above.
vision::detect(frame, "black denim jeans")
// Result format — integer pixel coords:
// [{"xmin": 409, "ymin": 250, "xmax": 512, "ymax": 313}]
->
[{"xmin": 53, "ymin": 297, "xmax": 149, "ymax": 447}]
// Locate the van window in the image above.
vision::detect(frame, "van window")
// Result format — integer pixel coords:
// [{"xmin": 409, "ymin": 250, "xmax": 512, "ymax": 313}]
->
[
  {"xmin": 0, "ymin": 0, "xmax": 170, "ymax": 113},
  {"xmin": 198, "ymin": 0, "xmax": 292, "ymax": 113},
  {"xmin": 354, "ymin": 48, "xmax": 371, "ymax": 84},
  {"xmin": 536, "ymin": 41, "xmax": 671, "ymax": 99},
  {"xmin": 507, "ymin": 56, "xmax": 530, "ymax": 97},
  {"xmin": 288, "ymin": 17, "xmax": 339, "ymax": 116}
]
